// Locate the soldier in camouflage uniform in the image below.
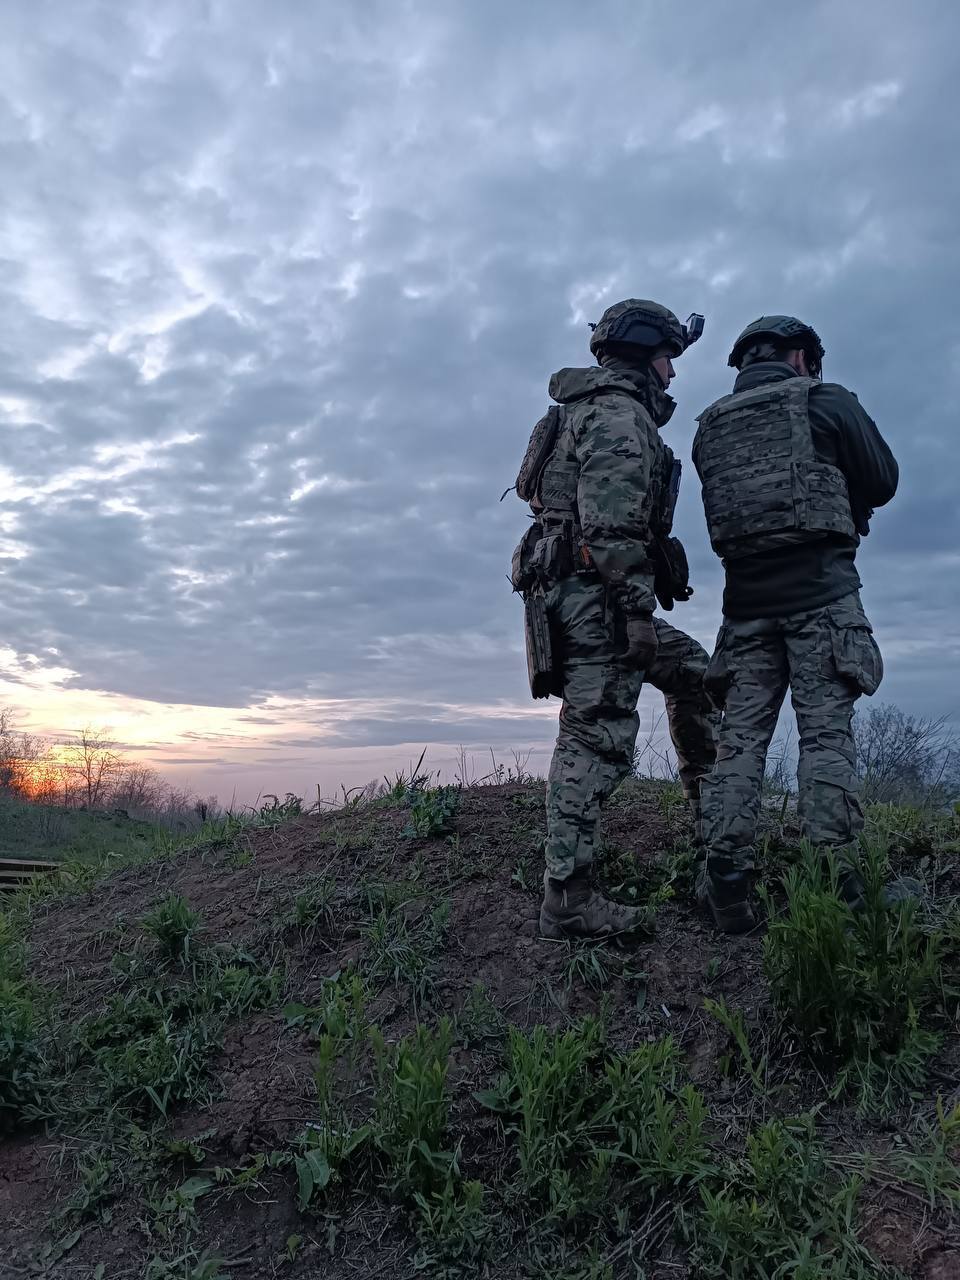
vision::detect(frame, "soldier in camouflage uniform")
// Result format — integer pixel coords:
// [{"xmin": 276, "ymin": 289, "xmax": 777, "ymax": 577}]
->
[
  {"xmin": 692, "ymin": 316, "xmax": 899, "ymax": 932},
  {"xmin": 511, "ymin": 300, "xmax": 719, "ymax": 939}
]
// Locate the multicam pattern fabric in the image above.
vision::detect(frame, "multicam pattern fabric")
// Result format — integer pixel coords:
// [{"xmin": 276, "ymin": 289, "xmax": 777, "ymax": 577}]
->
[
  {"xmin": 543, "ymin": 575, "xmax": 718, "ymax": 880},
  {"xmin": 542, "ymin": 364, "xmax": 676, "ymax": 615},
  {"xmin": 699, "ymin": 590, "xmax": 882, "ymax": 877},
  {"xmin": 694, "ymin": 376, "xmax": 856, "ymax": 558}
]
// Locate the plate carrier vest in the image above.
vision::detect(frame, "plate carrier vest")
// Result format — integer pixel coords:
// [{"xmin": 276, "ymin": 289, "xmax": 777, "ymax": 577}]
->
[{"xmin": 693, "ymin": 376, "xmax": 855, "ymax": 559}]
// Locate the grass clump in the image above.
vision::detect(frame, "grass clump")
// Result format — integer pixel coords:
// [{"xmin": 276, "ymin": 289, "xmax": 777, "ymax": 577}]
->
[
  {"xmin": 141, "ymin": 895, "xmax": 202, "ymax": 964},
  {"xmin": 364, "ymin": 900, "xmax": 450, "ymax": 1012},
  {"xmin": 70, "ymin": 948, "xmax": 282, "ymax": 1122},
  {"xmin": 690, "ymin": 1114, "xmax": 882, "ymax": 1279},
  {"xmin": 413, "ymin": 1177, "xmax": 494, "ymax": 1274},
  {"xmin": 851, "ymin": 1097, "xmax": 960, "ymax": 1212},
  {"xmin": 258, "ymin": 792, "xmax": 303, "ymax": 825},
  {"xmin": 283, "ymin": 875, "xmax": 337, "ymax": 935},
  {"xmin": 479, "ymin": 1017, "xmax": 708, "ymax": 1221},
  {"xmin": 0, "ymin": 976, "xmax": 45, "ymax": 1133},
  {"xmin": 764, "ymin": 844, "xmax": 944, "ymax": 1111},
  {"xmin": 291, "ymin": 972, "xmax": 373, "ymax": 1209}
]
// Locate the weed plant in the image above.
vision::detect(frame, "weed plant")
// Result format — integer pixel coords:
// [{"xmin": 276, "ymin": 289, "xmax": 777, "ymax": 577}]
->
[
  {"xmin": 404, "ymin": 786, "xmax": 460, "ymax": 839},
  {"xmin": 764, "ymin": 843, "xmax": 943, "ymax": 1110},
  {"xmin": 141, "ymin": 895, "xmax": 202, "ymax": 964},
  {"xmin": 284, "ymin": 969, "xmax": 368, "ymax": 1061},
  {"xmin": 67, "ymin": 947, "xmax": 281, "ymax": 1122},
  {"xmin": 283, "ymin": 875, "xmax": 337, "ymax": 934},
  {"xmin": 0, "ymin": 975, "xmax": 45, "ymax": 1132},
  {"xmin": 865, "ymin": 1098, "xmax": 960, "ymax": 1211},
  {"xmin": 258, "ymin": 792, "xmax": 303, "ymax": 826},
  {"xmin": 413, "ymin": 1177, "xmax": 494, "ymax": 1273},
  {"xmin": 370, "ymin": 1018, "xmax": 457, "ymax": 1197},
  {"xmin": 456, "ymin": 982, "xmax": 505, "ymax": 1047},
  {"xmin": 291, "ymin": 974, "xmax": 373, "ymax": 1208},
  {"xmin": 689, "ymin": 1114, "xmax": 886, "ymax": 1280},
  {"xmin": 866, "ymin": 802, "xmax": 960, "ymax": 859},
  {"xmin": 479, "ymin": 1018, "xmax": 709, "ymax": 1220},
  {"xmin": 704, "ymin": 996, "xmax": 768, "ymax": 1092}
]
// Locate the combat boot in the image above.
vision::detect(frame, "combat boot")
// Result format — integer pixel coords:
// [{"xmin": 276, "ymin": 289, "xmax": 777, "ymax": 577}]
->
[
  {"xmin": 836, "ymin": 868, "xmax": 925, "ymax": 914},
  {"xmin": 539, "ymin": 869, "xmax": 650, "ymax": 940},
  {"xmin": 696, "ymin": 864, "xmax": 756, "ymax": 935}
]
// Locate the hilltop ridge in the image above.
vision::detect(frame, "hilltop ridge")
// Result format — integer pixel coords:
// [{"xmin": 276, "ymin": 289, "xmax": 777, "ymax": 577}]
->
[{"xmin": 1, "ymin": 779, "xmax": 958, "ymax": 1278}]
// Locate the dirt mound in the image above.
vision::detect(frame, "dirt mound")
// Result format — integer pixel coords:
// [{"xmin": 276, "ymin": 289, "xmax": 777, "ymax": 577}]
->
[{"xmin": 1, "ymin": 781, "xmax": 957, "ymax": 1278}]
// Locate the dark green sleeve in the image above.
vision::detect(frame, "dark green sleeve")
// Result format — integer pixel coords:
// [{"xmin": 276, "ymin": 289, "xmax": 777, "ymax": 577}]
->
[{"xmin": 809, "ymin": 383, "xmax": 899, "ymax": 534}]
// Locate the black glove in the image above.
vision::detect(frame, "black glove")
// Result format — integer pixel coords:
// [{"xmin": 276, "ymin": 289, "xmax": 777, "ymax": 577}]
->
[{"xmin": 623, "ymin": 613, "xmax": 658, "ymax": 670}]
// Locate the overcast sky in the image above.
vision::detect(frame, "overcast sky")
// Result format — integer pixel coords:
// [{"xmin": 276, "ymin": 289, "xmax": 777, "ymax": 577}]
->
[{"xmin": 0, "ymin": 0, "xmax": 957, "ymax": 801}]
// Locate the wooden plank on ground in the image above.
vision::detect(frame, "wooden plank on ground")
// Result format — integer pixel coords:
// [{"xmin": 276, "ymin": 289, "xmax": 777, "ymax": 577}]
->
[{"xmin": 0, "ymin": 858, "xmax": 59, "ymax": 893}]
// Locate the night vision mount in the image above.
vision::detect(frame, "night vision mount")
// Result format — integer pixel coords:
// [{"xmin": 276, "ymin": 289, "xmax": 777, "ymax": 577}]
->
[{"xmin": 682, "ymin": 313, "xmax": 705, "ymax": 349}]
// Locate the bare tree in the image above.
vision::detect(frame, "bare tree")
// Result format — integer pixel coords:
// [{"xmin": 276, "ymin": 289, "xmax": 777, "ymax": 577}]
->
[
  {"xmin": 854, "ymin": 703, "xmax": 959, "ymax": 807},
  {"xmin": 111, "ymin": 762, "xmax": 167, "ymax": 815},
  {"xmin": 0, "ymin": 707, "xmax": 51, "ymax": 796},
  {"xmin": 61, "ymin": 727, "xmax": 126, "ymax": 809}
]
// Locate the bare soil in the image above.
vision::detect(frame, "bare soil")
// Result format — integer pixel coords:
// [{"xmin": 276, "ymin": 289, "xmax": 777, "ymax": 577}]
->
[{"xmin": 1, "ymin": 781, "xmax": 957, "ymax": 1278}]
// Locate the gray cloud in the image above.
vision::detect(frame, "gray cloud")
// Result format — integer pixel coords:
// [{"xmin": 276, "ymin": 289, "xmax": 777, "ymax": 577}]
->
[{"xmin": 0, "ymin": 0, "xmax": 957, "ymax": 776}]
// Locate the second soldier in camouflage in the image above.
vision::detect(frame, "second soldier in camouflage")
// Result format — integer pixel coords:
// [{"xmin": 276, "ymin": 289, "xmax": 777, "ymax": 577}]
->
[{"xmin": 693, "ymin": 316, "xmax": 901, "ymax": 932}]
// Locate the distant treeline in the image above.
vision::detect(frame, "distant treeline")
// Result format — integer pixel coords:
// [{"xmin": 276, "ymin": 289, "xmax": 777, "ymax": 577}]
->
[{"xmin": 0, "ymin": 709, "xmax": 221, "ymax": 829}]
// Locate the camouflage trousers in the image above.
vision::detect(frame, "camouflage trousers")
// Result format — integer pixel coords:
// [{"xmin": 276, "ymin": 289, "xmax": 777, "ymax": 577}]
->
[
  {"xmin": 700, "ymin": 590, "xmax": 883, "ymax": 876},
  {"xmin": 544, "ymin": 575, "xmax": 719, "ymax": 881}
]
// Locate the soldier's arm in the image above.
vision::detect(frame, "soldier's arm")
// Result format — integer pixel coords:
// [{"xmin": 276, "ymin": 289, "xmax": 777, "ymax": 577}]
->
[
  {"xmin": 571, "ymin": 395, "xmax": 657, "ymax": 614},
  {"xmin": 812, "ymin": 383, "xmax": 899, "ymax": 533}
]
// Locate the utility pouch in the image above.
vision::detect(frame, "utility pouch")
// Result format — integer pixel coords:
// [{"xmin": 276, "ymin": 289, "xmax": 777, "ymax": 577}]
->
[
  {"xmin": 510, "ymin": 522, "xmax": 543, "ymax": 594},
  {"xmin": 524, "ymin": 591, "xmax": 560, "ymax": 699},
  {"xmin": 531, "ymin": 530, "xmax": 573, "ymax": 586},
  {"xmin": 652, "ymin": 535, "xmax": 692, "ymax": 611}
]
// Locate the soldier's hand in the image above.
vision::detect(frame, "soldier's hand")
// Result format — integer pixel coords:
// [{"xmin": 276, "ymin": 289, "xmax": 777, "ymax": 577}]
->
[{"xmin": 624, "ymin": 613, "xmax": 658, "ymax": 670}]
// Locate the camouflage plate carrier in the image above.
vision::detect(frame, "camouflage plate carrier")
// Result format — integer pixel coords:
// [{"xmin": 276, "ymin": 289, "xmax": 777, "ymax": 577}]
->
[{"xmin": 693, "ymin": 376, "xmax": 856, "ymax": 559}]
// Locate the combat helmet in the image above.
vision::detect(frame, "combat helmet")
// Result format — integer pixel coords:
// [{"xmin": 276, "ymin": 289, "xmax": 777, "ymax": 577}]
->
[
  {"xmin": 727, "ymin": 315, "xmax": 825, "ymax": 375},
  {"xmin": 589, "ymin": 299, "xmax": 704, "ymax": 363}
]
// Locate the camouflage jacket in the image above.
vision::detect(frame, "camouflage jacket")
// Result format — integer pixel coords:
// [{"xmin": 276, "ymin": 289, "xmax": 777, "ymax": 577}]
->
[{"xmin": 544, "ymin": 364, "xmax": 674, "ymax": 615}]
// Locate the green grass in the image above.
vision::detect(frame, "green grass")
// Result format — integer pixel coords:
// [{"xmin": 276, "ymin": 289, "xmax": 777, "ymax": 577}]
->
[
  {"xmin": 0, "ymin": 791, "xmax": 167, "ymax": 864},
  {"xmin": 763, "ymin": 843, "xmax": 947, "ymax": 1111},
  {"xmin": 689, "ymin": 1114, "xmax": 885, "ymax": 1279},
  {"xmin": 478, "ymin": 1018, "xmax": 709, "ymax": 1219}
]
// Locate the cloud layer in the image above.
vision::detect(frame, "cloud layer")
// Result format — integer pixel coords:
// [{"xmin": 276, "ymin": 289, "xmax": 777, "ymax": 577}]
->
[{"xmin": 0, "ymin": 0, "xmax": 957, "ymax": 794}]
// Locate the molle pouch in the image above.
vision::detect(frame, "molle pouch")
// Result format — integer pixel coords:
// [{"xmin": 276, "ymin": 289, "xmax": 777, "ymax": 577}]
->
[
  {"xmin": 516, "ymin": 405, "xmax": 563, "ymax": 502},
  {"xmin": 510, "ymin": 523, "xmax": 542, "ymax": 594},
  {"xmin": 524, "ymin": 591, "xmax": 560, "ymax": 699},
  {"xmin": 531, "ymin": 530, "xmax": 572, "ymax": 585},
  {"xmin": 652, "ymin": 535, "xmax": 691, "ymax": 612}
]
